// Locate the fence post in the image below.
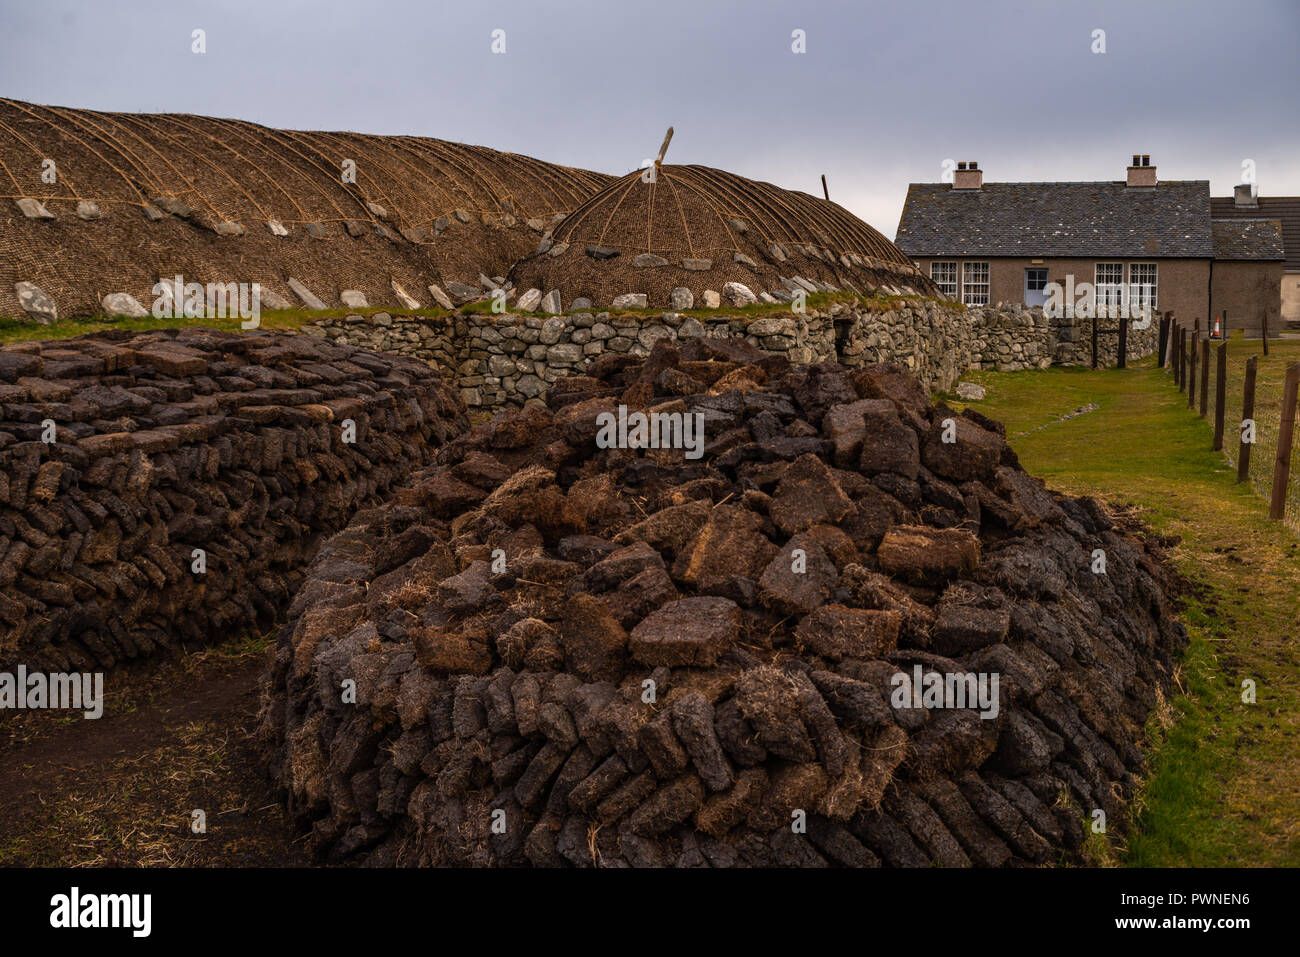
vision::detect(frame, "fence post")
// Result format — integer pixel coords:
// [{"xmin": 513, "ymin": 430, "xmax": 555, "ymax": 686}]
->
[
  {"xmin": 1213, "ymin": 342, "xmax": 1227, "ymax": 450},
  {"xmin": 1158, "ymin": 314, "xmax": 1169, "ymax": 368},
  {"xmin": 1199, "ymin": 337, "xmax": 1210, "ymax": 418},
  {"xmin": 1268, "ymin": 363, "xmax": 1299, "ymax": 520},
  {"xmin": 1188, "ymin": 326, "xmax": 1197, "ymax": 410},
  {"xmin": 1262, "ymin": 308, "xmax": 1270, "ymax": 357},
  {"xmin": 1118, "ymin": 313, "xmax": 1128, "ymax": 369},
  {"xmin": 1238, "ymin": 355, "xmax": 1258, "ymax": 484},
  {"xmin": 1176, "ymin": 327, "xmax": 1185, "ymax": 388}
]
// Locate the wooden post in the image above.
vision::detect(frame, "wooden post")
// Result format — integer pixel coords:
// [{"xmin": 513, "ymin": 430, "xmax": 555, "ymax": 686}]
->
[
  {"xmin": 1238, "ymin": 355, "xmax": 1258, "ymax": 483},
  {"xmin": 1268, "ymin": 363, "xmax": 1300, "ymax": 520},
  {"xmin": 654, "ymin": 127, "xmax": 674, "ymax": 168},
  {"xmin": 1188, "ymin": 333, "xmax": 1197, "ymax": 409},
  {"xmin": 1118, "ymin": 313, "xmax": 1129, "ymax": 369},
  {"xmin": 1180, "ymin": 328, "xmax": 1190, "ymax": 390},
  {"xmin": 1213, "ymin": 342, "xmax": 1227, "ymax": 450},
  {"xmin": 1199, "ymin": 338, "xmax": 1210, "ymax": 418},
  {"xmin": 821, "ymin": 174, "xmax": 830, "ymax": 201},
  {"xmin": 1262, "ymin": 308, "xmax": 1270, "ymax": 356},
  {"xmin": 1176, "ymin": 328, "xmax": 1185, "ymax": 388},
  {"xmin": 1158, "ymin": 313, "xmax": 1170, "ymax": 368}
]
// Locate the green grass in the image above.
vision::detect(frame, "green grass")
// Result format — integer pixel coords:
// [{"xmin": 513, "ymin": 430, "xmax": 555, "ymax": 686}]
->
[
  {"xmin": 0, "ymin": 310, "xmax": 314, "ymax": 344},
  {"xmin": 1214, "ymin": 332, "xmax": 1300, "ymax": 525},
  {"xmin": 2, "ymin": 289, "xmax": 945, "ymax": 349},
  {"xmin": 3, "ymin": 289, "xmax": 937, "ymax": 343},
  {"xmin": 955, "ymin": 357, "xmax": 1300, "ymax": 866}
]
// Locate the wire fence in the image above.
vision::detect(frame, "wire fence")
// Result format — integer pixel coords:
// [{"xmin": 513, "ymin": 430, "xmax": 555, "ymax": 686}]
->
[{"xmin": 1163, "ymin": 321, "xmax": 1300, "ymax": 532}]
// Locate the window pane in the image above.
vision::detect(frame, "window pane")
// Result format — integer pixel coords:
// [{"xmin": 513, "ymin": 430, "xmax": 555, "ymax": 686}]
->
[
  {"xmin": 962, "ymin": 262, "xmax": 989, "ymax": 306},
  {"xmin": 1095, "ymin": 262, "xmax": 1123, "ymax": 313},
  {"xmin": 930, "ymin": 261, "xmax": 957, "ymax": 298},
  {"xmin": 1129, "ymin": 263, "xmax": 1157, "ymax": 310}
]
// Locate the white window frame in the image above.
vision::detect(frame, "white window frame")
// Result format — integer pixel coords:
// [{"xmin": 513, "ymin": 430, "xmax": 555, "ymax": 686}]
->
[
  {"xmin": 962, "ymin": 261, "xmax": 990, "ymax": 305},
  {"xmin": 931, "ymin": 261, "xmax": 958, "ymax": 299},
  {"xmin": 1129, "ymin": 262, "xmax": 1158, "ymax": 311},
  {"xmin": 1095, "ymin": 262, "xmax": 1125, "ymax": 315}
]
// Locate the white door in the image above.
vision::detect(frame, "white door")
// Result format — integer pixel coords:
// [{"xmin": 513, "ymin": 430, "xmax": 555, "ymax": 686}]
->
[{"xmin": 1025, "ymin": 268, "xmax": 1048, "ymax": 307}]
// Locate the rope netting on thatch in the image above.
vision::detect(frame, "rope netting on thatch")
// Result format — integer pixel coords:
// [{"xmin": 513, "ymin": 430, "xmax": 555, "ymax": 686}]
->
[
  {"xmin": 509, "ymin": 164, "xmax": 933, "ymax": 308},
  {"xmin": 0, "ymin": 98, "xmax": 613, "ymax": 315},
  {"xmin": 0, "ymin": 99, "xmax": 609, "ymax": 227}
]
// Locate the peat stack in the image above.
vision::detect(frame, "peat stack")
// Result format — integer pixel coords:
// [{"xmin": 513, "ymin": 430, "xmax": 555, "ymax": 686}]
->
[
  {"xmin": 0, "ymin": 329, "xmax": 467, "ymax": 670},
  {"xmin": 508, "ymin": 161, "xmax": 934, "ymax": 309},
  {"xmin": 262, "ymin": 339, "xmax": 1184, "ymax": 867}
]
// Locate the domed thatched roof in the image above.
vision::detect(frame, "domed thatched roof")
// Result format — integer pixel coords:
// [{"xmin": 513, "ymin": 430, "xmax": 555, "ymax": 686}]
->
[{"xmin": 509, "ymin": 163, "xmax": 932, "ymax": 308}]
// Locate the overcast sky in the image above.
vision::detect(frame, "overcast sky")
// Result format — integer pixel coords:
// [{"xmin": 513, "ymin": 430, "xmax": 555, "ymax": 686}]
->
[{"xmin": 3, "ymin": 0, "xmax": 1297, "ymax": 237}]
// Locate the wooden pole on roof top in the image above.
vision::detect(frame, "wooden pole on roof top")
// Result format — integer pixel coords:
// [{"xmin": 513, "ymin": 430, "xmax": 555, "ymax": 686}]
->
[
  {"xmin": 821, "ymin": 174, "xmax": 830, "ymax": 201},
  {"xmin": 654, "ymin": 127, "xmax": 673, "ymax": 171}
]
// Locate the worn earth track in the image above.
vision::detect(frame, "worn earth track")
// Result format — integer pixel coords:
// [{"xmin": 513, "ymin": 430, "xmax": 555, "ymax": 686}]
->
[{"xmin": 0, "ymin": 639, "xmax": 307, "ymax": 866}]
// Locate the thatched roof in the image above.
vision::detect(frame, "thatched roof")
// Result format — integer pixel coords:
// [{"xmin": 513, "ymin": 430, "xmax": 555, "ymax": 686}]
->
[
  {"xmin": 509, "ymin": 164, "xmax": 932, "ymax": 308},
  {"xmin": 0, "ymin": 98, "xmax": 613, "ymax": 315}
]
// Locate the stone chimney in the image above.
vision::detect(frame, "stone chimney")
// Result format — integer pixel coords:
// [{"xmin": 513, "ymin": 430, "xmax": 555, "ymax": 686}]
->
[
  {"xmin": 1126, "ymin": 154, "xmax": 1156, "ymax": 187},
  {"xmin": 953, "ymin": 161, "xmax": 983, "ymax": 190},
  {"xmin": 1234, "ymin": 183, "xmax": 1258, "ymax": 207}
]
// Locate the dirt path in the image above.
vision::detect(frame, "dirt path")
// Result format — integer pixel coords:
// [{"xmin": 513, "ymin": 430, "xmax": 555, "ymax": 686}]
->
[{"xmin": 0, "ymin": 638, "xmax": 310, "ymax": 867}]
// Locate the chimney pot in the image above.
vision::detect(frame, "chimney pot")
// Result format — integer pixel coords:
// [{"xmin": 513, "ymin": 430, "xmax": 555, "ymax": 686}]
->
[{"xmin": 1234, "ymin": 183, "xmax": 1258, "ymax": 207}]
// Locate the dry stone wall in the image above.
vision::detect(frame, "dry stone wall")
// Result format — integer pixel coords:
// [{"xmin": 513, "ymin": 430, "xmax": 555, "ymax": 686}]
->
[
  {"xmin": 307, "ymin": 300, "xmax": 1159, "ymax": 413},
  {"xmin": 0, "ymin": 329, "xmax": 466, "ymax": 671}
]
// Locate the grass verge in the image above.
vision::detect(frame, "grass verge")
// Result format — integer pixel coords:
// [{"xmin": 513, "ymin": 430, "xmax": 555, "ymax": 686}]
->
[
  {"xmin": 0, "ymin": 290, "xmax": 951, "ymax": 344},
  {"xmin": 952, "ymin": 357, "xmax": 1300, "ymax": 866}
]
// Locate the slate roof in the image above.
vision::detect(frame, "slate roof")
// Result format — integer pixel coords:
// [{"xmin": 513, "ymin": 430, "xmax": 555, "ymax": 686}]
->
[
  {"xmin": 1210, "ymin": 196, "xmax": 1300, "ymax": 269},
  {"xmin": 1210, "ymin": 219, "xmax": 1286, "ymax": 261},
  {"xmin": 895, "ymin": 181, "xmax": 1214, "ymax": 259}
]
